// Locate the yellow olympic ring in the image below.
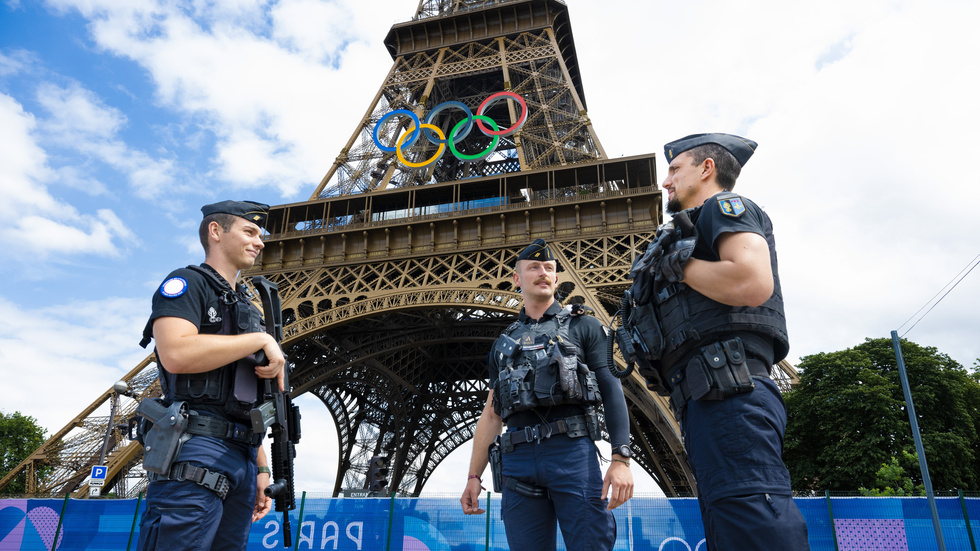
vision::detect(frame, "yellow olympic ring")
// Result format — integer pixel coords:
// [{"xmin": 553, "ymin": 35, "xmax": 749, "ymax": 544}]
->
[{"xmin": 396, "ymin": 123, "xmax": 446, "ymax": 168}]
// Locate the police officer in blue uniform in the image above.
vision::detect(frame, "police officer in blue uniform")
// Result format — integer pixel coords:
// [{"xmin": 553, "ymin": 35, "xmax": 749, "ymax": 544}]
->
[
  {"xmin": 460, "ymin": 240, "xmax": 634, "ymax": 551},
  {"xmin": 137, "ymin": 200, "xmax": 285, "ymax": 551},
  {"xmin": 630, "ymin": 134, "xmax": 809, "ymax": 549}
]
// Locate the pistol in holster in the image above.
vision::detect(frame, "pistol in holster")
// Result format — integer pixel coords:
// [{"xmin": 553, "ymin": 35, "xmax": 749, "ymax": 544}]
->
[
  {"xmin": 131, "ymin": 398, "xmax": 192, "ymax": 475},
  {"xmin": 488, "ymin": 436, "xmax": 503, "ymax": 493}
]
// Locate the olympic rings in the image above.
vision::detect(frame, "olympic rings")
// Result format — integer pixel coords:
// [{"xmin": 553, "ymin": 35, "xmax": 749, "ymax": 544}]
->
[{"xmin": 372, "ymin": 91, "xmax": 528, "ymax": 167}]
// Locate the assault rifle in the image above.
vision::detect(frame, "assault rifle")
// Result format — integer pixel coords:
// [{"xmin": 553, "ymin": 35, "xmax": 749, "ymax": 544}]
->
[{"xmin": 249, "ymin": 276, "xmax": 302, "ymax": 547}]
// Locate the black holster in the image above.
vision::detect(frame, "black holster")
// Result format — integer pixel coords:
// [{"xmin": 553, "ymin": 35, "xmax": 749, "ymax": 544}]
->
[
  {"xmin": 488, "ymin": 437, "xmax": 503, "ymax": 493},
  {"xmin": 133, "ymin": 398, "xmax": 191, "ymax": 475}
]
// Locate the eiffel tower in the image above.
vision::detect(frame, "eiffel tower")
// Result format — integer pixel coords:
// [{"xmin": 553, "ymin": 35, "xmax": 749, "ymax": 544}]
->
[{"xmin": 2, "ymin": 0, "xmax": 802, "ymax": 499}]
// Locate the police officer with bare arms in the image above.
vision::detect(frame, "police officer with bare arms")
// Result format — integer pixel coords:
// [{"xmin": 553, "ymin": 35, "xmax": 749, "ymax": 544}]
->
[
  {"xmin": 460, "ymin": 239, "xmax": 634, "ymax": 551},
  {"xmin": 626, "ymin": 134, "xmax": 809, "ymax": 549},
  {"xmin": 136, "ymin": 201, "xmax": 285, "ymax": 551}
]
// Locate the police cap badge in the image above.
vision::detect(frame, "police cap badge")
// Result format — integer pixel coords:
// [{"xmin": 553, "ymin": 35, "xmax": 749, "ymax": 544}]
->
[
  {"xmin": 516, "ymin": 239, "xmax": 558, "ymax": 267},
  {"xmin": 663, "ymin": 133, "xmax": 758, "ymax": 168},
  {"xmin": 201, "ymin": 200, "xmax": 271, "ymax": 229}
]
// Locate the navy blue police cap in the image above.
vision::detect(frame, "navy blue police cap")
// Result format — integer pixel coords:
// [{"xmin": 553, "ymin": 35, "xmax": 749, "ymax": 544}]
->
[
  {"xmin": 663, "ymin": 133, "xmax": 758, "ymax": 167},
  {"xmin": 516, "ymin": 239, "xmax": 558, "ymax": 267},
  {"xmin": 201, "ymin": 200, "xmax": 270, "ymax": 229}
]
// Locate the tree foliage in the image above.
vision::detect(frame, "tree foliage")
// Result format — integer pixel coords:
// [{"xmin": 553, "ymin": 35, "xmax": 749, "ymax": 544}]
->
[
  {"xmin": 858, "ymin": 451, "xmax": 925, "ymax": 496},
  {"xmin": 784, "ymin": 338, "xmax": 980, "ymax": 494},
  {"xmin": 0, "ymin": 411, "xmax": 49, "ymax": 495}
]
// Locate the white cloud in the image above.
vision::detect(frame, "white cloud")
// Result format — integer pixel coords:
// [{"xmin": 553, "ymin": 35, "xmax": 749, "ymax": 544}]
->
[
  {"xmin": 35, "ymin": 82, "xmax": 178, "ymax": 198},
  {"xmin": 0, "ymin": 295, "xmax": 149, "ymax": 433},
  {"xmin": 7, "ymin": 209, "xmax": 137, "ymax": 256},
  {"xmin": 44, "ymin": 0, "xmax": 404, "ymax": 199},
  {"xmin": 0, "ymin": 93, "xmax": 58, "ymax": 214},
  {"xmin": 0, "ymin": 49, "xmax": 32, "ymax": 76},
  {"xmin": 0, "ymin": 92, "xmax": 140, "ymax": 261}
]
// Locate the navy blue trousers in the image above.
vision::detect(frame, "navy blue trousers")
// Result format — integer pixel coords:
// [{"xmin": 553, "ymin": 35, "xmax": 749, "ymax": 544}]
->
[
  {"xmin": 138, "ymin": 436, "xmax": 258, "ymax": 551},
  {"xmin": 683, "ymin": 377, "xmax": 809, "ymax": 550},
  {"xmin": 500, "ymin": 432, "xmax": 616, "ymax": 551}
]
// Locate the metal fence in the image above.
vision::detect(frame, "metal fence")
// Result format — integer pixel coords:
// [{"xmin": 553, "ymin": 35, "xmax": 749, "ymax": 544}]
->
[{"xmin": 1, "ymin": 492, "xmax": 978, "ymax": 550}]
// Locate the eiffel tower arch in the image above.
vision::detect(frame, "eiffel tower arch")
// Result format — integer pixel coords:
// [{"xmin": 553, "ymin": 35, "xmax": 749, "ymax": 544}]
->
[{"xmin": 2, "ymin": 0, "xmax": 803, "ymax": 499}]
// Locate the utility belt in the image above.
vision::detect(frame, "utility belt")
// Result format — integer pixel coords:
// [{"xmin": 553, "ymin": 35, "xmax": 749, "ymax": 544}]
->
[
  {"xmin": 148, "ymin": 461, "xmax": 231, "ymax": 500},
  {"xmin": 487, "ymin": 412, "xmax": 599, "ymax": 499},
  {"xmin": 186, "ymin": 413, "xmax": 263, "ymax": 446},
  {"xmin": 131, "ymin": 398, "xmax": 262, "ymax": 478},
  {"xmin": 499, "ymin": 412, "xmax": 600, "ymax": 453},
  {"xmin": 666, "ymin": 337, "xmax": 771, "ymax": 415}
]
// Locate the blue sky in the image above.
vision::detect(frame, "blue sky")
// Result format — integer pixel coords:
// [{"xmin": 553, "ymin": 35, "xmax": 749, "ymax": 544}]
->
[{"xmin": 2, "ymin": 0, "xmax": 979, "ymax": 496}]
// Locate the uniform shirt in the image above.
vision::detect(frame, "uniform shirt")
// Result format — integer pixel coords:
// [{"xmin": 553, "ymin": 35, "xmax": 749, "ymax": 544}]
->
[
  {"xmin": 692, "ymin": 192, "xmax": 774, "ymax": 262},
  {"xmin": 488, "ymin": 301, "xmax": 631, "ymax": 449},
  {"xmin": 687, "ymin": 191, "xmax": 784, "ymax": 364},
  {"xmin": 147, "ymin": 263, "xmax": 257, "ymax": 419}
]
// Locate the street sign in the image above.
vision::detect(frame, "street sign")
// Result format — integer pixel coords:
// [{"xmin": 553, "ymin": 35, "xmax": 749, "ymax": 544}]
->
[
  {"xmin": 89, "ymin": 486, "xmax": 101, "ymax": 497},
  {"xmin": 90, "ymin": 465, "xmax": 107, "ymax": 488}
]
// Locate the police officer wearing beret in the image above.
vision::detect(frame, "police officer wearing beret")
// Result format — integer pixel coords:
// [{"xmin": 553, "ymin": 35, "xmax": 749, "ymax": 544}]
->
[
  {"xmin": 630, "ymin": 134, "xmax": 809, "ymax": 549},
  {"xmin": 460, "ymin": 240, "xmax": 634, "ymax": 551},
  {"xmin": 137, "ymin": 201, "xmax": 285, "ymax": 551}
]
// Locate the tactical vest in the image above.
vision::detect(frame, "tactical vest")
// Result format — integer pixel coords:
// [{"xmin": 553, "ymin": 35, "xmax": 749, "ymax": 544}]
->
[
  {"xmin": 140, "ymin": 265, "xmax": 264, "ymax": 420},
  {"xmin": 493, "ymin": 308, "xmax": 602, "ymax": 421},
  {"xmin": 654, "ymin": 200, "xmax": 789, "ymax": 369}
]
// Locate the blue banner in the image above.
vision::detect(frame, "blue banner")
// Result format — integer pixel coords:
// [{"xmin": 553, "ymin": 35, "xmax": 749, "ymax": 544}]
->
[{"xmin": 3, "ymin": 495, "xmax": 979, "ymax": 550}]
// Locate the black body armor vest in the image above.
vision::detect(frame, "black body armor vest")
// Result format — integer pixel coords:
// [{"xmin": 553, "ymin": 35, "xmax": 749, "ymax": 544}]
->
[
  {"xmin": 141, "ymin": 265, "xmax": 264, "ymax": 420},
  {"xmin": 655, "ymin": 200, "xmax": 789, "ymax": 368},
  {"xmin": 493, "ymin": 308, "xmax": 602, "ymax": 421}
]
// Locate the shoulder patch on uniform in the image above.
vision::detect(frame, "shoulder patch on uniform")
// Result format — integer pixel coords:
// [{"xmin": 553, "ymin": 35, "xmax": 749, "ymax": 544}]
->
[
  {"xmin": 160, "ymin": 277, "xmax": 189, "ymax": 298},
  {"xmin": 718, "ymin": 196, "xmax": 746, "ymax": 218}
]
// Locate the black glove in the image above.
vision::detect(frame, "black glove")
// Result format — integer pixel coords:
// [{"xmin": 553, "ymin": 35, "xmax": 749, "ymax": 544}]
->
[
  {"xmin": 654, "ymin": 235, "xmax": 697, "ymax": 286},
  {"xmin": 630, "ymin": 225, "xmax": 676, "ymax": 305}
]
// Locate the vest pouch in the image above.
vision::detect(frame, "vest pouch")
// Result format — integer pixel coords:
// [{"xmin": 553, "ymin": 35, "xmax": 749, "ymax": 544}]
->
[
  {"xmin": 628, "ymin": 302, "xmax": 665, "ymax": 361},
  {"xmin": 719, "ymin": 338, "xmax": 755, "ymax": 397},
  {"xmin": 543, "ymin": 342, "xmax": 584, "ymax": 404},
  {"xmin": 687, "ymin": 340, "xmax": 755, "ymax": 402},
  {"xmin": 175, "ymin": 369, "xmax": 227, "ymax": 404},
  {"xmin": 683, "ymin": 355, "xmax": 717, "ymax": 402},
  {"xmin": 225, "ymin": 357, "xmax": 261, "ymax": 419},
  {"xmin": 578, "ymin": 362, "xmax": 601, "ymax": 403},
  {"xmin": 534, "ymin": 357, "xmax": 563, "ymax": 407},
  {"xmin": 498, "ymin": 364, "xmax": 537, "ymax": 419}
]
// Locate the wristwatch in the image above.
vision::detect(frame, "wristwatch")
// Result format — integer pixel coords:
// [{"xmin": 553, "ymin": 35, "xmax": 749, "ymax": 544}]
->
[{"xmin": 613, "ymin": 445, "xmax": 631, "ymax": 459}]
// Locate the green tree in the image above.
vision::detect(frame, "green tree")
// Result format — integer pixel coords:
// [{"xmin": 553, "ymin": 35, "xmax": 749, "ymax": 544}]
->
[
  {"xmin": 858, "ymin": 451, "xmax": 925, "ymax": 496},
  {"xmin": 0, "ymin": 411, "xmax": 49, "ymax": 495},
  {"xmin": 784, "ymin": 338, "xmax": 980, "ymax": 493}
]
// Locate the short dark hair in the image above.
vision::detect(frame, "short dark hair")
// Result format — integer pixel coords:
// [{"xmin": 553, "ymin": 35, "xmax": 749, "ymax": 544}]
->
[
  {"xmin": 199, "ymin": 213, "xmax": 237, "ymax": 254},
  {"xmin": 687, "ymin": 143, "xmax": 741, "ymax": 190}
]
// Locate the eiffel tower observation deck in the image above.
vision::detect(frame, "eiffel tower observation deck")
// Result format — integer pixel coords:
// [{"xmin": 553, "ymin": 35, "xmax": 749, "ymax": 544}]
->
[{"xmin": 1, "ymin": 0, "xmax": 802, "ymax": 500}]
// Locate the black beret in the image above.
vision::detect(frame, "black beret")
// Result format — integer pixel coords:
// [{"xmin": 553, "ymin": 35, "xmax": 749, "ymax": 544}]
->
[
  {"xmin": 516, "ymin": 239, "xmax": 557, "ymax": 264},
  {"xmin": 201, "ymin": 200, "xmax": 270, "ymax": 229},
  {"xmin": 664, "ymin": 133, "xmax": 758, "ymax": 167}
]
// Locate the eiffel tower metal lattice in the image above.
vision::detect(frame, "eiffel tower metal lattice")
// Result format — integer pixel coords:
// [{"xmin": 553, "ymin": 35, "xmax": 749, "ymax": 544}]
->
[{"xmin": 2, "ymin": 0, "xmax": 802, "ymax": 499}]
